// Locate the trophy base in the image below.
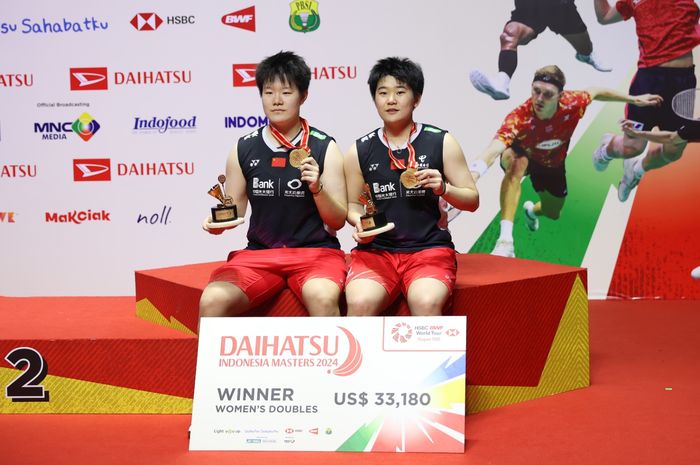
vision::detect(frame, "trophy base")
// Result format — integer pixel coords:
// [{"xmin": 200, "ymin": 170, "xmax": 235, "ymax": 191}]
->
[
  {"xmin": 357, "ymin": 222, "xmax": 395, "ymax": 238},
  {"xmin": 203, "ymin": 217, "xmax": 245, "ymax": 230},
  {"xmin": 360, "ymin": 212, "xmax": 387, "ymax": 231},
  {"xmin": 211, "ymin": 205, "xmax": 238, "ymax": 223}
]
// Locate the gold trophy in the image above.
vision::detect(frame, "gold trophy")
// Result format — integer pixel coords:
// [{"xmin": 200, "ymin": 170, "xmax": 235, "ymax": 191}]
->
[
  {"xmin": 357, "ymin": 182, "xmax": 395, "ymax": 238},
  {"xmin": 207, "ymin": 175, "xmax": 238, "ymax": 223}
]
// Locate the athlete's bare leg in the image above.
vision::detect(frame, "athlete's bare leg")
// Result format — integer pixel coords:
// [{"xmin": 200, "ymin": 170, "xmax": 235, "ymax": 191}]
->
[
  {"xmin": 562, "ymin": 31, "xmax": 593, "ymax": 56},
  {"xmin": 531, "ymin": 191, "xmax": 566, "ymax": 220},
  {"xmin": 500, "ymin": 150, "xmax": 529, "ymax": 222},
  {"xmin": 641, "ymin": 140, "xmax": 687, "ymax": 171},
  {"xmin": 406, "ymin": 278, "xmax": 450, "ymax": 316},
  {"xmin": 345, "ymin": 279, "xmax": 392, "ymax": 316},
  {"xmin": 199, "ymin": 281, "xmax": 250, "ymax": 318},
  {"xmin": 301, "ymin": 278, "xmax": 341, "ymax": 316},
  {"xmin": 470, "ymin": 22, "xmax": 536, "ymax": 100}
]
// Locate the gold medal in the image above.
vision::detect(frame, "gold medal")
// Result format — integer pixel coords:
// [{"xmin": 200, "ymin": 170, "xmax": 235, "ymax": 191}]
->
[
  {"xmin": 289, "ymin": 148, "xmax": 309, "ymax": 168},
  {"xmin": 400, "ymin": 168, "xmax": 419, "ymax": 189}
]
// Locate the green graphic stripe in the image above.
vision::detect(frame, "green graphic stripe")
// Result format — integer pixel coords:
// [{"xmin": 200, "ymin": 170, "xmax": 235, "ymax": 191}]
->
[
  {"xmin": 336, "ymin": 416, "xmax": 385, "ymax": 452},
  {"xmin": 469, "ymin": 100, "xmax": 626, "ymax": 266}
]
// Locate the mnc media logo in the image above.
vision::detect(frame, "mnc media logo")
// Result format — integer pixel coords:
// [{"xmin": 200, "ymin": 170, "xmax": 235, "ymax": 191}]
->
[
  {"xmin": 70, "ymin": 67, "xmax": 108, "ymax": 90},
  {"xmin": 222, "ymin": 6, "xmax": 255, "ymax": 31},
  {"xmin": 33, "ymin": 113, "xmax": 101, "ymax": 141},
  {"xmin": 71, "ymin": 113, "xmax": 101, "ymax": 141},
  {"xmin": 73, "ymin": 158, "xmax": 111, "ymax": 181},
  {"xmin": 233, "ymin": 64, "xmax": 257, "ymax": 87}
]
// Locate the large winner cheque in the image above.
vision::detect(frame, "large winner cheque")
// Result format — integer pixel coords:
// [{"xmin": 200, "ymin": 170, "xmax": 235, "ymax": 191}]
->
[{"xmin": 190, "ymin": 316, "xmax": 467, "ymax": 453}]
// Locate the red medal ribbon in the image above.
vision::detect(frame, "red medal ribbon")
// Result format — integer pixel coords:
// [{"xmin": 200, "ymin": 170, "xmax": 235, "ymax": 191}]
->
[
  {"xmin": 268, "ymin": 117, "xmax": 311, "ymax": 152},
  {"xmin": 382, "ymin": 122, "xmax": 417, "ymax": 170}
]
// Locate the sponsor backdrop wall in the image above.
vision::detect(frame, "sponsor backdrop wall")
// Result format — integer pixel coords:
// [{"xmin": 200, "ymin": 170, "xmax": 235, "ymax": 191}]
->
[{"xmin": 2, "ymin": 1, "xmax": 699, "ymax": 299}]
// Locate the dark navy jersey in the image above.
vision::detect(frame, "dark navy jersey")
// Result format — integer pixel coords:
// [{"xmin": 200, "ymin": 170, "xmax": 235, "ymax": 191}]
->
[
  {"xmin": 237, "ymin": 125, "xmax": 340, "ymax": 250},
  {"xmin": 355, "ymin": 123, "xmax": 453, "ymax": 252}
]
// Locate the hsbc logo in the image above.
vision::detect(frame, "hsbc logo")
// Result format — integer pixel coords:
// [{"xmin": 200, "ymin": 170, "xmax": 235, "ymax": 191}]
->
[
  {"xmin": 130, "ymin": 13, "xmax": 195, "ymax": 30},
  {"xmin": 73, "ymin": 158, "xmax": 111, "ymax": 181},
  {"xmin": 222, "ymin": 6, "xmax": 255, "ymax": 31},
  {"xmin": 130, "ymin": 13, "xmax": 163, "ymax": 31},
  {"xmin": 233, "ymin": 64, "xmax": 257, "ymax": 87},
  {"xmin": 70, "ymin": 67, "xmax": 108, "ymax": 90}
]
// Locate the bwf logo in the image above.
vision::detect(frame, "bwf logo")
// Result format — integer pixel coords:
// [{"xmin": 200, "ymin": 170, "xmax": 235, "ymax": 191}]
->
[
  {"xmin": 70, "ymin": 67, "xmax": 108, "ymax": 90},
  {"xmin": 221, "ymin": 6, "xmax": 255, "ymax": 31},
  {"xmin": 73, "ymin": 158, "xmax": 111, "ymax": 181}
]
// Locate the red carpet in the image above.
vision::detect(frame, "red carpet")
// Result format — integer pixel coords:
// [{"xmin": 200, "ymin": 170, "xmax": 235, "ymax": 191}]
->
[{"xmin": 2, "ymin": 299, "xmax": 699, "ymax": 465}]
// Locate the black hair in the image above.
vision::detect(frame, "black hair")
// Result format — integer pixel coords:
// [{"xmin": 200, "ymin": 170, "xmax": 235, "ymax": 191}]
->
[
  {"xmin": 367, "ymin": 57, "xmax": 424, "ymax": 98},
  {"xmin": 255, "ymin": 51, "xmax": 311, "ymax": 95}
]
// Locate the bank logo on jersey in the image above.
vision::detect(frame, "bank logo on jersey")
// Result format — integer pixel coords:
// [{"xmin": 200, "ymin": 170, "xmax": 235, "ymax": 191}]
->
[
  {"xmin": 372, "ymin": 181, "xmax": 397, "ymax": 200},
  {"xmin": 252, "ymin": 177, "xmax": 275, "ymax": 196},
  {"xmin": 285, "ymin": 178, "xmax": 305, "ymax": 198},
  {"xmin": 289, "ymin": 1, "xmax": 320, "ymax": 33}
]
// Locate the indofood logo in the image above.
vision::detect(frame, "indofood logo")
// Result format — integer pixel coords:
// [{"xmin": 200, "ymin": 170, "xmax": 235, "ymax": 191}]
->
[
  {"xmin": 133, "ymin": 116, "xmax": 197, "ymax": 134},
  {"xmin": 289, "ymin": 1, "xmax": 320, "ymax": 33},
  {"xmin": 218, "ymin": 326, "xmax": 363, "ymax": 376}
]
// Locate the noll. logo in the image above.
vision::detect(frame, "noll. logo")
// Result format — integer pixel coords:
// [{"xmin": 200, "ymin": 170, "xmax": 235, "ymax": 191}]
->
[
  {"xmin": 222, "ymin": 6, "xmax": 255, "ymax": 31},
  {"xmin": 289, "ymin": 0, "xmax": 320, "ymax": 33},
  {"xmin": 232, "ymin": 64, "xmax": 256, "ymax": 87},
  {"xmin": 130, "ymin": 13, "xmax": 163, "ymax": 31},
  {"xmin": 73, "ymin": 158, "xmax": 111, "ymax": 181},
  {"xmin": 70, "ymin": 67, "xmax": 108, "ymax": 90}
]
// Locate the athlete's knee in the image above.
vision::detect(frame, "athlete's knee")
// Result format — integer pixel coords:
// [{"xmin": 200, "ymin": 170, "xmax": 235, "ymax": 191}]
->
[
  {"xmin": 661, "ymin": 146, "xmax": 684, "ymax": 163},
  {"xmin": 345, "ymin": 293, "xmax": 382, "ymax": 317},
  {"xmin": 500, "ymin": 24, "xmax": 521, "ymax": 49},
  {"xmin": 199, "ymin": 290, "xmax": 232, "ymax": 318},
  {"xmin": 409, "ymin": 294, "xmax": 444, "ymax": 316},
  {"xmin": 622, "ymin": 138, "xmax": 646, "ymax": 157},
  {"xmin": 305, "ymin": 291, "xmax": 340, "ymax": 317}
]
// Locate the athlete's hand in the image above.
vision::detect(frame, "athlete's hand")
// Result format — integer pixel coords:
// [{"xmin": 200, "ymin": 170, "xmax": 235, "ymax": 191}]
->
[
  {"xmin": 300, "ymin": 157, "xmax": 321, "ymax": 193},
  {"xmin": 352, "ymin": 221, "xmax": 375, "ymax": 244},
  {"xmin": 416, "ymin": 168, "xmax": 447, "ymax": 196},
  {"xmin": 633, "ymin": 94, "xmax": 663, "ymax": 107},
  {"xmin": 201, "ymin": 216, "xmax": 235, "ymax": 235},
  {"xmin": 620, "ymin": 119, "xmax": 644, "ymax": 138}
]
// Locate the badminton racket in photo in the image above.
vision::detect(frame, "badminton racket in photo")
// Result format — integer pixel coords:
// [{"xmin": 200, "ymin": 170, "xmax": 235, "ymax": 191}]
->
[{"xmin": 671, "ymin": 88, "xmax": 700, "ymax": 121}]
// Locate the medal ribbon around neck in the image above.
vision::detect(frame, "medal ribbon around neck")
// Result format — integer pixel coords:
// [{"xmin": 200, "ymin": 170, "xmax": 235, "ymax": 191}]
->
[
  {"xmin": 382, "ymin": 122, "xmax": 418, "ymax": 170},
  {"xmin": 269, "ymin": 117, "xmax": 311, "ymax": 154}
]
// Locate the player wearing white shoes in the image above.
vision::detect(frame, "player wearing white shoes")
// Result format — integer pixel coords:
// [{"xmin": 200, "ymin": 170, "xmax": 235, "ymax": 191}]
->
[
  {"xmin": 470, "ymin": 0, "xmax": 610, "ymax": 101},
  {"xmin": 591, "ymin": 0, "xmax": 700, "ymax": 202},
  {"xmin": 468, "ymin": 66, "xmax": 661, "ymax": 258}
]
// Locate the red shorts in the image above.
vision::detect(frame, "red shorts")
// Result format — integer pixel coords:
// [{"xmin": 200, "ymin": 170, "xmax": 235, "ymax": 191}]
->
[
  {"xmin": 209, "ymin": 248, "xmax": 347, "ymax": 308},
  {"xmin": 347, "ymin": 248, "xmax": 457, "ymax": 301}
]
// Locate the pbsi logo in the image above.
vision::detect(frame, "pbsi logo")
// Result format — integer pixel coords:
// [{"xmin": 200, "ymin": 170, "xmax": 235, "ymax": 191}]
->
[
  {"xmin": 130, "ymin": 13, "xmax": 162, "ymax": 30},
  {"xmin": 70, "ymin": 67, "xmax": 108, "ymax": 90},
  {"xmin": 73, "ymin": 158, "xmax": 111, "ymax": 181},
  {"xmin": 233, "ymin": 64, "xmax": 257, "ymax": 87},
  {"xmin": 222, "ymin": 6, "xmax": 255, "ymax": 32}
]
